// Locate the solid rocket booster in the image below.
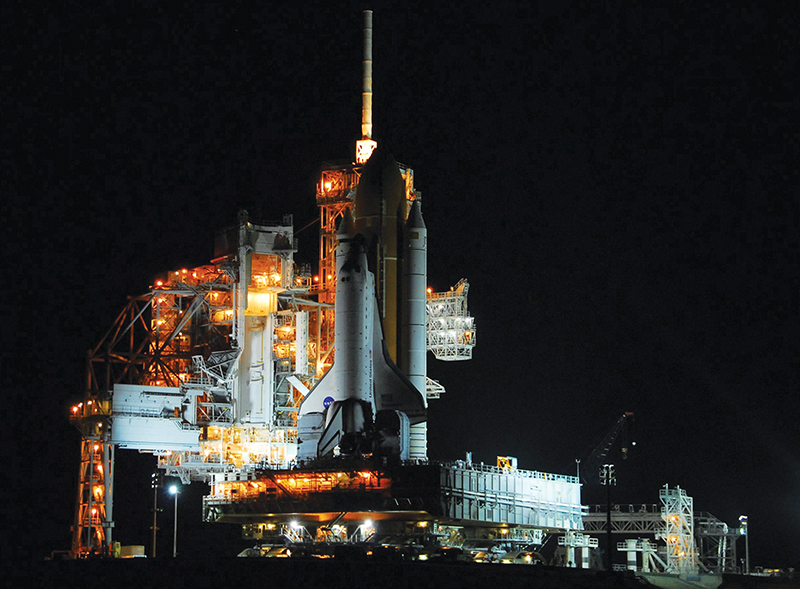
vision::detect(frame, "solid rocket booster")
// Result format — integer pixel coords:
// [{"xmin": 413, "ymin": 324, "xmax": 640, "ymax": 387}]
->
[
  {"xmin": 297, "ymin": 210, "xmax": 426, "ymax": 460},
  {"xmin": 401, "ymin": 199, "xmax": 427, "ymax": 397},
  {"xmin": 401, "ymin": 200, "xmax": 428, "ymax": 459}
]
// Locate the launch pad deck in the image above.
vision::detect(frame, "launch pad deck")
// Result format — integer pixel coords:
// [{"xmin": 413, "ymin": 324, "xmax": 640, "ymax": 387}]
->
[{"xmin": 204, "ymin": 459, "xmax": 584, "ymax": 539}]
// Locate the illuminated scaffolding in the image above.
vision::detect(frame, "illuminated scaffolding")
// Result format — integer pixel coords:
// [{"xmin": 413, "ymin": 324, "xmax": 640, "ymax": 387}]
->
[
  {"xmin": 316, "ymin": 163, "xmax": 417, "ymax": 304},
  {"xmin": 69, "ymin": 214, "xmax": 328, "ymax": 556},
  {"xmin": 69, "ymin": 267, "xmax": 232, "ymax": 557},
  {"xmin": 426, "ymin": 279, "xmax": 476, "ymax": 361},
  {"xmin": 316, "ymin": 166, "xmax": 362, "ymax": 302},
  {"xmin": 70, "ymin": 415, "xmax": 114, "ymax": 557},
  {"xmin": 658, "ymin": 485, "xmax": 699, "ymax": 574}
]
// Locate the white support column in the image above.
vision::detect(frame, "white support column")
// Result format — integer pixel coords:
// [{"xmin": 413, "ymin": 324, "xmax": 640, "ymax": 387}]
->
[
  {"xmin": 295, "ymin": 311, "xmax": 308, "ymax": 375},
  {"xmin": 626, "ymin": 538, "xmax": 638, "ymax": 571},
  {"xmin": 560, "ymin": 531, "xmax": 597, "ymax": 568},
  {"xmin": 581, "ymin": 545, "xmax": 591, "ymax": 569},
  {"xmin": 642, "ymin": 540, "xmax": 655, "ymax": 573},
  {"xmin": 566, "ymin": 545, "xmax": 576, "ymax": 568}
]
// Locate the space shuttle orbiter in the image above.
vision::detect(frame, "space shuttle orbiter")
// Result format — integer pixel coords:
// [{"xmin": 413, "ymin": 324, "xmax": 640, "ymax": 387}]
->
[{"xmin": 297, "ymin": 210, "xmax": 426, "ymax": 461}]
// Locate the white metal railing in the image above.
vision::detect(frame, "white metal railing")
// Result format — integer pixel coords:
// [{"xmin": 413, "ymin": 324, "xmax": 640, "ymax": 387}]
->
[
  {"xmin": 425, "ymin": 377, "xmax": 446, "ymax": 399},
  {"xmin": 440, "ymin": 460, "xmax": 580, "ymax": 484}
]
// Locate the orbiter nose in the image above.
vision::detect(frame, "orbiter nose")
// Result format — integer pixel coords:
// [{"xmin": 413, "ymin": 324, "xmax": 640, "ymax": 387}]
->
[{"xmin": 336, "ymin": 208, "xmax": 354, "ymax": 239}]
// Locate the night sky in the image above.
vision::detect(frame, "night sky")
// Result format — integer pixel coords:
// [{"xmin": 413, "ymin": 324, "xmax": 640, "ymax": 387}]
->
[{"xmin": 4, "ymin": 1, "xmax": 798, "ymax": 570}]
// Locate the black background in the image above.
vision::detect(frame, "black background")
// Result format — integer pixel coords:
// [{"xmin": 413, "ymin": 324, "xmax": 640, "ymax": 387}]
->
[{"xmin": 3, "ymin": 1, "xmax": 797, "ymax": 570}]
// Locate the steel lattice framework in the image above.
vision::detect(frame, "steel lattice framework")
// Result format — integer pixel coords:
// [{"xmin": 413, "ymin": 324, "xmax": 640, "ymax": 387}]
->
[
  {"xmin": 583, "ymin": 502, "xmax": 739, "ymax": 573},
  {"xmin": 694, "ymin": 512, "xmax": 739, "ymax": 574},
  {"xmin": 426, "ymin": 279, "xmax": 476, "ymax": 360},
  {"xmin": 583, "ymin": 503, "xmax": 664, "ymax": 534},
  {"xmin": 69, "ymin": 267, "xmax": 234, "ymax": 556},
  {"xmin": 659, "ymin": 485, "xmax": 698, "ymax": 574}
]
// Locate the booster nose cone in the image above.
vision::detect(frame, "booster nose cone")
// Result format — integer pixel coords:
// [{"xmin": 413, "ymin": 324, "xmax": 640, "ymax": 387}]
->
[{"xmin": 406, "ymin": 199, "xmax": 425, "ymax": 230}]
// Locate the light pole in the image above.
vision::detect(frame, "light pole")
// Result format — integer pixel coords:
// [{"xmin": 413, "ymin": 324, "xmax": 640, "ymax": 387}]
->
[
  {"xmin": 169, "ymin": 484, "xmax": 179, "ymax": 558},
  {"xmin": 150, "ymin": 472, "xmax": 161, "ymax": 558},
  {"xmin": 600, "ymin": 464, "xmax": 616, "ymax": 571},
  {"xmin": 738, "ymin": 515, "xmax": 749, "ymax": 574}
]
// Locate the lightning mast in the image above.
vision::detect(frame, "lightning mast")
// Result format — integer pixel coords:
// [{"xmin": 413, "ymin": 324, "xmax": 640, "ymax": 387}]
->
[{"xmin": 356, "ymin": 10, "xmax": 377, "ymax": 165}]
